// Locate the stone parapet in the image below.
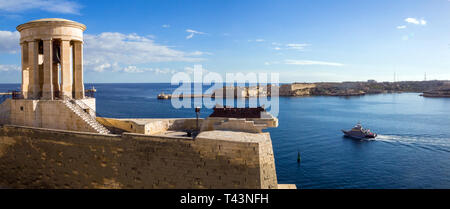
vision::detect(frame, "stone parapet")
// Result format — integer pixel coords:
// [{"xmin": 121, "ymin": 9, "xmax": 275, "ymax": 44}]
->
[
  {"xmin": 0, "ymin": 125, "xmax": 278, "ymax": 189},
  {"xmin": 3, "ymin": 99, "xmax": 105, "ymax": 134}
]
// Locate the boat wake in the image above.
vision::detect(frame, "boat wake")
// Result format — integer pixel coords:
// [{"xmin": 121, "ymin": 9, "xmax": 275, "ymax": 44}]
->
[{"xmin": 374, "ymin": 134, "xmax": 450, "ymax": 152}]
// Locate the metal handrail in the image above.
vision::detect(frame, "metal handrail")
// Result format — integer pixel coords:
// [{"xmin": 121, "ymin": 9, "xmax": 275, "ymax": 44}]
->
[
  {"xmin": 59, "ymin": 95, "xmax": 124, "ymax": 134},
  {"xmin": 0, "ymin": 90, "xmax": 21, "ymax": 102},
  {"xmin": 0, "ymin": 94, "xmax": 10, "ymax": 104},
  {"xmin": 78, "ymin": 100, "xmax": 125, "ymax": 134}
]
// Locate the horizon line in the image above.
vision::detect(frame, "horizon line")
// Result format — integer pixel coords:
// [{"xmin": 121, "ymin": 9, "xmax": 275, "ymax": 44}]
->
[{"xmin": 0, "ymin": 79, "xmax": 449, "ymax": 85}]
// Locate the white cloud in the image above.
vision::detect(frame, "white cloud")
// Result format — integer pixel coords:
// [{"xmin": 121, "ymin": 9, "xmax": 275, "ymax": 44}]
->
[
  {"xmin": 0, "ymin": 31, "xmax": 206, "ymax": 73},
  {"xmin": 0, "ymin": 31, "xmax": 20, "ymax": 53},
  {"xmin": 264, "ymin": 61, "xmax": 281, "ymax": 66},
  {"xmin": 248, "ymin": 40, "xmax": 310, "ymax": 51},
  {"xmin": 397, "ymin": 25, "xmax": 407, "ymax": 29},
  {"xmin": 189, "ymin": 51, "xmax": 212, "ymax": 56},
  {"xmin": 286, "ymin": 43, "xmax": 309, "ymax": 50},
  {"xmin": 0, "ymin": 64, "xmax": 20, "ymax": 71},
  {"xmin": 93, "ymin": 62, "xmax": 118, "ymax": 72},
  {"xmin": 120, "ymin": 65, "xmax": 209, "ymax": 75},
  {"xmin": 120, "ymin": 66, "xmax": 177, "ymax": 74},
  {"xmin": 0, "ymin": 0, "xmax": 81, "ymax": 14},
  {"xmin": 184, "ymin": 66, "xmax": 209, "ymax": 75},
  {"xmin": 248, "ymin": 39, "xmax": 265, "ymax": 42},
  {"xmin": 83, "ymin": 32, "xmax": 205, "ymax": 72},
  {"xmin": 121, "ymin": 66, "xmax": 143, "ymax": 73},
  {"xmin": 405, "ymin": 17, "xmax": 427, "ymax": 25},
  {"xmin": 186, "ymin": 29, "xmax": 206, "ymax": 39},
  {"xmin": 284, "ymin": 59, "xmax": 344, "ymax": 66},
  {"xmin": 162, "ymin": 24, "xmax": 170, "ymax": 28},
  {"xmin": 154, "ymin": 68, "xmax": 177, "ymax": 74},
  {"xmin": 268, "ymin": 42, "xmax": 310, "ymax": 51}
]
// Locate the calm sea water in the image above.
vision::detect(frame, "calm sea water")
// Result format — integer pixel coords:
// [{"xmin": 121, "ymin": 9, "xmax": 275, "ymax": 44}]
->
[{"xmin": 1, "ymin": 83, "xmax": 450, "ymax": 189}]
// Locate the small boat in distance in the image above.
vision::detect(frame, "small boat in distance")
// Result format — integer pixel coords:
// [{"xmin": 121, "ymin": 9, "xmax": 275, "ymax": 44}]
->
[{"xmin": 342, "ymin": 123, "xmax": 377, "ymax": 139}]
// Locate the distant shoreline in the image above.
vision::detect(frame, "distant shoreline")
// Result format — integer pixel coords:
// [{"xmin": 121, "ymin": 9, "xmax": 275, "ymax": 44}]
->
[
  {"xmin": 157, "ymin": 80, "xmax": 450, "ymax": 99},
  {"xmin": 280, "ymin": 80, "xmax": 450, "ymax": 97},
  {"xmin": 0, "ymin": 80, "xmax": 449, "ymax": 85},
  {"xmin": 1, "ymin": 80, "xmax": 450, "ymax": 98}
]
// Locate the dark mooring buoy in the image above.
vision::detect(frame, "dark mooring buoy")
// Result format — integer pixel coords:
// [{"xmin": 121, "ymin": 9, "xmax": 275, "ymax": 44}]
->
[{"xmin": 297, "ymin": 152, "xmax": 301, "ymax": 163}]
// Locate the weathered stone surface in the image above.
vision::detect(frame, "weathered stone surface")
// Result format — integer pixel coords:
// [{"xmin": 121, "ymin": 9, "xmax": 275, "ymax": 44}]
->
[
  {"xmin": 279, "ymin": 83, "xmax": 317, "ymax": 96},
  {"xmin": 0, "ymin": 125, "xmax": 278, "ymax": 189},
  {"xmin": 97, "ymin": 118, "xmax": 205, "ymax": 135},
  {"xmin": 278, "ymin": 184, "xmax": 297, "ymax": 189},
  {"xmin": 16, "ymin": 18, "xmax": 86, "ymax": 100},
  {"xmin": 0, "ymin": 99, "xmax": 11, "ymax": 125},
  {"xmin": 3, "ymin": 99, "xmax": 101, "ymax": 133},
  {"xmin": 17, "ymin": 18, "xmax": 85, "ymax": 43},
  {"xmin": 201, "ymin": 117, "xmax": 278, "ymax": 133}
]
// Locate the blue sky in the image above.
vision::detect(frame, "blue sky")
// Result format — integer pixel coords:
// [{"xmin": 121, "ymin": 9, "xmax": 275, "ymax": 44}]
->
[{"xmin": 0, "ymin": 0, "xmax": 449, "ymax": 83}]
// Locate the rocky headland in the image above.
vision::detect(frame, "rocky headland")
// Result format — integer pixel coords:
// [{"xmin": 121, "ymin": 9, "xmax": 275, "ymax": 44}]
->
[
  {"xmin": 277, "ymin": 80, "xmax": 450, "ymax": 97},
  {"xmin": 157, "ymin": 80, "xmax": 450, "ymax": 99}
]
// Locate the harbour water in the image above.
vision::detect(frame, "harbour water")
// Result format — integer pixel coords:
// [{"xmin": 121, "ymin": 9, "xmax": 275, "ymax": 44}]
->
[{"xmin": 1, "ymin": 83, "xmax": 450, "ymax": 189}]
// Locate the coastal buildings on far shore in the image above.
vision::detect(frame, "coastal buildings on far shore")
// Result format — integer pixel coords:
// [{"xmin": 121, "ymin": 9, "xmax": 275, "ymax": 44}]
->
[{"xmin": 158, "ymin": 80, "xmax": 450, "ymax": 99}]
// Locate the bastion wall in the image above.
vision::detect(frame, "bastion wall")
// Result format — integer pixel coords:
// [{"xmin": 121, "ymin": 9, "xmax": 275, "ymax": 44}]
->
[
  {"xmin": 0, "ymin": 100, "xmax": 10, "ymax": 125},
  {"xmin": 97, "ymin": 117, "xmax": 205, "ymax": 135},
  {"xmin": 0, "ymin": 99, "xmax": 98, "ymax": 133},
  {"xmin": 279, "ymin": 83, "xmax": 317, "ymax": 96},
  {"xmin": 0, "ymin": 125, "xmax": 278, "ymax": 189}
]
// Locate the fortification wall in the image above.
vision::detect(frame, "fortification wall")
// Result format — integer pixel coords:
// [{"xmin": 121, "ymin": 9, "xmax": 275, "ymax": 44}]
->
[
  {"xmin": 97, "ymin": 117, "xmax": 146, "ymax": 134},
  {"xmin": 97, "ymin": 118, "xmax": 205, "ymax": 135},
  {"xmin": 279, "ymin": 83, "xmax": 316, "ymax": 96},
  {"xmin": 201, "ymin": 117, "xmax": 277, "ymax": 133},
  {"xmin": 9, "ymin": 99, "xmax": 97, "ymax": 133},
  {"xmin": 258, "ymin": 133, "xmax": 278, "ymax": 188},
  {"xmin": 0, "ymin": 99, "xmax": 11, "ymax": 125},
  {"xmin": 169, "ymin": 118, "xmax": 204, "ymax": 131},
  {"xmin": 291, "ymin": 83, "xmax": 316, "ymax": 90},
  {"xmin": 0, "ymin": 125, "xmax": 278, "ymax": 189}
]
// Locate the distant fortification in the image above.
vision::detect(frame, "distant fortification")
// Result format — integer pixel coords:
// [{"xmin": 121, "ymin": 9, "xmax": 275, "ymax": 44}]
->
[{"xmin": 279, "ymin": 83, "xmax": 316, "ymax": 96}]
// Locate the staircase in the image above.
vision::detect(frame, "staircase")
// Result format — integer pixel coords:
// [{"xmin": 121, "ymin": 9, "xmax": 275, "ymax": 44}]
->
[{"xmin": 62, "ymin": 99, "xmax": 111, "ymax": 134}]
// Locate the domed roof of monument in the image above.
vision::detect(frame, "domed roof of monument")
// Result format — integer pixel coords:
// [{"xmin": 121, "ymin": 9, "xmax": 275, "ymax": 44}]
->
[{"xmin": 17, "ymin": 18, "xmax": 86, "ymax": 31}]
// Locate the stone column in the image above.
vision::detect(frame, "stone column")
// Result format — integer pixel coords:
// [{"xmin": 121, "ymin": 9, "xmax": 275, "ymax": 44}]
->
[
  {"xmin": 52, "ymin": 40, "xmax": 61, "ymax": 97},
  {"xmin": 73, "ymin": 41, "xmax": 84, "ymax": 99},
  {"xmin": 28, "ymin": 40, "xmax": 39, "ymax": 99},
  {"xmin": 60, "ymin": 39, "xmax": 72, "ymax": 99},
  {"xmin": 42, "ymin": 39, "xmax": 54, "ymax": 100},
  {"xmin": 52, "ymin": 63, "xmax": 60, "ymax": 96},
  {"xmin": 20, "ymin": 42, "xmax": 29, "ymax": 99}
]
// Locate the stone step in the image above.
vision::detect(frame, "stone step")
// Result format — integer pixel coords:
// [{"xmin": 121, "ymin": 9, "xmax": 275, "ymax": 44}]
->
[{"xmin": 62, "ymin": 99, "xmax": 110, "ymax": 134}]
